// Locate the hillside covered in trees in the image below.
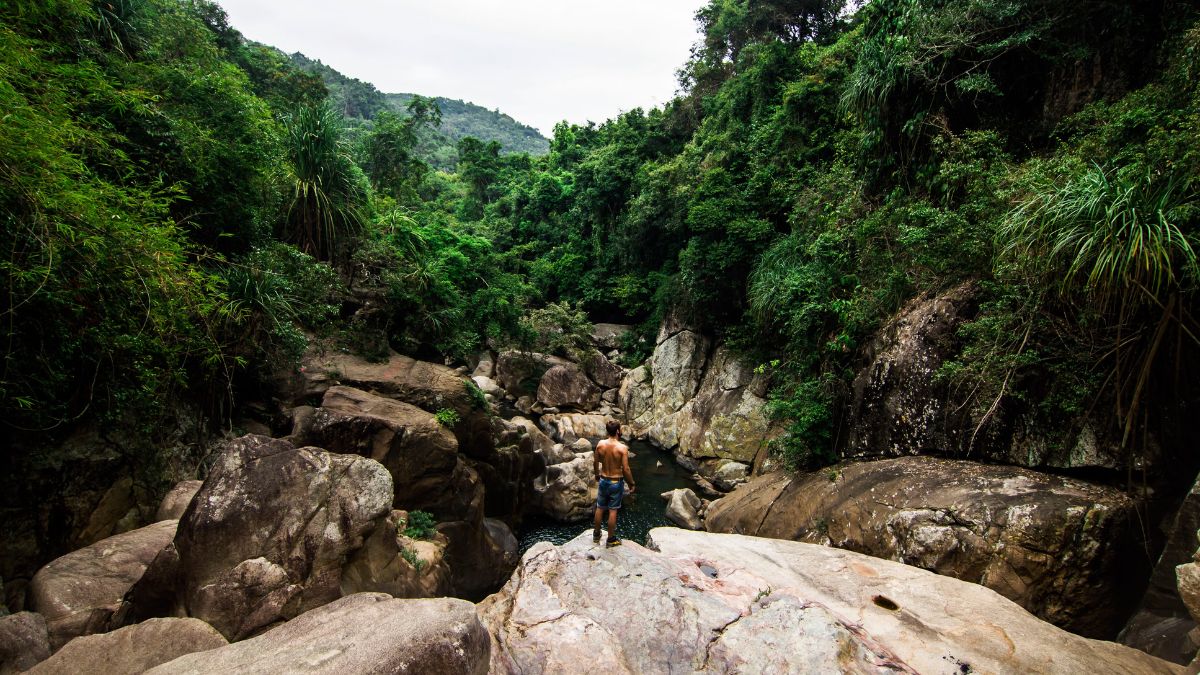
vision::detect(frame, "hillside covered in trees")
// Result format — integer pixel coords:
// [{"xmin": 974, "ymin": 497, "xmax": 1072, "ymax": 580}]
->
[
  {"xmin": 2, "ymin": 0, "xmax": 1198, "ymax": 530},
  {"xmin": 288, "ymin": 50, "xmax": 549, "ymax": 168}
]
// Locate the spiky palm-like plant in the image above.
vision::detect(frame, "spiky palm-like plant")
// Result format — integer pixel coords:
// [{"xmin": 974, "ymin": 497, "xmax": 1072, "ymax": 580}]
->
[
  {"xmin": 283, "ymin": 103, "xmax": 368, "ymax": 262},
  {"xmin": 1000, "ymin": 163, "xmax": 1199, "ymax": 461}
]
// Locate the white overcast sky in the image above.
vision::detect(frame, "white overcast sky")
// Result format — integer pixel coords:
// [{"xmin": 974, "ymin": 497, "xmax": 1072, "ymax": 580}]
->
[{"xmin": 216, "ymin": 0, "xmax": 710, "ymax": 136}]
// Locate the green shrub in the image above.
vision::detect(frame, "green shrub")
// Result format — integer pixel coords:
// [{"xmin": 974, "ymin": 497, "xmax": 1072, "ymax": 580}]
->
[
  {"xmin": 402, "ymin": 510, "xmax": 438, "ymax": 539},
  {"xmin": 434, "ymin": 408, "xmax": 460, "ymax": 427}
]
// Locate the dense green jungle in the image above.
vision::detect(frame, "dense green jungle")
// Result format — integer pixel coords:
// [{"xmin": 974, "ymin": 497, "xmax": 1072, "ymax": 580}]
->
[{"xmin": 2, "ymin": 0, "xmax": 1199, "ymax": 607}]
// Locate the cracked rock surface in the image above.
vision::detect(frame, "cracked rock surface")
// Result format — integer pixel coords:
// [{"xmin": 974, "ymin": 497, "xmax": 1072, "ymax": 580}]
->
[
  {"xmin": 480, "ymin": 528, "xmax": 1178, "ymax": 675},
  {"xmin": 704, "ymin": 456, "xmax": 1139, "ymax": 638},
  {"xmin": 478, "ymin": 529, "xmax": 918, "ymax": 674}
]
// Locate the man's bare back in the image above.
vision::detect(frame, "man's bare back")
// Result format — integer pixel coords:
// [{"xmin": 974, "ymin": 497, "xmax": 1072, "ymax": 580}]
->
[{"xmin": 594, "ymin": 437, "xmax": 632, "ymax": 482}]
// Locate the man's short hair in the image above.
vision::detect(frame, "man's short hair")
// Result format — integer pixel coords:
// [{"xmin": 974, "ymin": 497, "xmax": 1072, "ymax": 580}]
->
[{"xmin": 605, "ymin": 419, "xmax": 621, "ymax": 437}]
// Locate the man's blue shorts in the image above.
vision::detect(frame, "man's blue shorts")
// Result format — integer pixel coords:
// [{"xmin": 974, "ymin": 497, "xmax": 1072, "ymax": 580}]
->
[{"xmin": 596, "ymin": 477, "xmax": 624, "ymax": 510}]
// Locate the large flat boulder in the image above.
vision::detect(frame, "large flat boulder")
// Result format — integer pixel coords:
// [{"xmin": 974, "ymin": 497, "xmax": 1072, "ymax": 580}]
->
[
  {"xmin": 539, "ymin": 413, "xmax": 614, "ymax": 444},
  {"xmin": 147, "ymin": 593, "xmax": 488, "ymax": 674},
  {"xmin": 480, "ymin": 529, "xmax": 1177, "ymax": 674},
  {"xmin": 27, "ymin": 618, "xmax": 226, "ymax": 675},
  {"xmin": 478, "ymin": 532, "xmax": 915, "ymax": 674},
  {"xmin": 295, "ymin": 349, "xmax": 494, "ymax": 459},
  {"xmin": 123, "ymin": 435, "xmax": 392, "ymax": 641},
  {"xmin": 705, "ymin": 457, "xmax": 1140, "ymax": 637},
  {"xmin": 648, "ymin": 529, "xmax": 1179, "ymax": 674},
  {"xmin": 536, "ymin": 364, "xmax": 602, "ymax": 411},
  {"xmin": 29, "ymin": 520, "xmax": 176, "ymax": 649},
  {"xmin": 300, "ymin": 386, "xmax": 474, "ymax": 517}
]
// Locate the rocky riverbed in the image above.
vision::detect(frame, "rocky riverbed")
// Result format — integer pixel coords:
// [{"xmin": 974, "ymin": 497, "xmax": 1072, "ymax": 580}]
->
[{"xmin": 3, "ymin": 314, "xmax": 1199, "ymax": 673}]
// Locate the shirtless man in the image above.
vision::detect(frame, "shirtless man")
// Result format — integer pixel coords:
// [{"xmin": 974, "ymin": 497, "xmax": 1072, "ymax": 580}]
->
[{"xmin": 593, "ymin": 419, "xmax": 635, "ymax": 547}]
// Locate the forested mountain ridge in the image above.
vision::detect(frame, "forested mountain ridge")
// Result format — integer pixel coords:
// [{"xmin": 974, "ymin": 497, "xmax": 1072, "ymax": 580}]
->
[{"xmin": 287, "ymin": 50, "xmax": 549, "ymax": 167}]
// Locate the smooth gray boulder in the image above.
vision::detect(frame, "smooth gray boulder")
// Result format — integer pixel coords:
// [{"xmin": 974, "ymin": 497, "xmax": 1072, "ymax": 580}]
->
[
  {"xmin": 662, "ymin": 488, "xmax": 703, "ymax": 530},
  {"xmin": 536, "ymin": 364, "xmax": 602, "ymax": 411},
  {"xmin": 27, "ymin": 618, "xmax": 226, "ymax": 675},
  {"xmin": 29, "ymin": 520, "xmax": 176, "ymax": 649},
  {"xmin": 146, "ymin": 593, "xmax": 488, "ymax": 674}
]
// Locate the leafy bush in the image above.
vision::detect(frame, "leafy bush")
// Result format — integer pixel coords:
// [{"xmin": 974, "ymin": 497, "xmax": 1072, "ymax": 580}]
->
[
  {"xmin": 434, "ymin": 408, "xmax": 460, "ymax": 427},
  {"xmin": 402, "ymin": 510, "xmax": 438, "ymax": 539}
]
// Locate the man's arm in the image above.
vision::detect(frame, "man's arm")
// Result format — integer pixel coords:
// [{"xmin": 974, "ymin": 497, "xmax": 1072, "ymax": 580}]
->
[
  {"xmin": 621, "ymin": 447, "xmax": 635, "ymax": 493},
  {"xmin": 593, "ymin": 447, "xmax": 601, "ymax": 481}
]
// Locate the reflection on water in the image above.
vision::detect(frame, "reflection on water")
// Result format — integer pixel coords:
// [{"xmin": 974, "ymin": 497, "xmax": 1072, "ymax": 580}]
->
[{"xmin": 518, "ymin": 439, "xmax": 696, "ymax": 554}]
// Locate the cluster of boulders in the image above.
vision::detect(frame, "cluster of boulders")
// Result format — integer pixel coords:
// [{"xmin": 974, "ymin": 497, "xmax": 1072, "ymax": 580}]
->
[
  {"xmin": 0, "ymin": 435, "xmax": 493, "ymax": 673},
  {"xmin": 620, "ymin": 314, "xmax": 781, "ymax": 490},
  {"xmin": 472, "ymin": 323, "xmax": 631, "ymax": 421}
]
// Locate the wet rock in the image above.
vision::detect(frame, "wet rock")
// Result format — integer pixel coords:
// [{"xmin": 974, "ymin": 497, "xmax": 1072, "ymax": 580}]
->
[
  {"xmin": 29, "ymin": 520, "xmax": 176, "ymax": 649},
  {"xmin": 123, "ymin": 435, "xmax": 392, "ymax": 641},
  {"xmin": 28, "ymin": 618, "xmax": 226, "ymax": 675},
  {"xmin": 146, "ymin": 593, "xmax": 488, "ymax": 675},
  {"xmin": 662, "ymin": 489, "xmax": 703, "ymax": 530},
  {"xmin": 705, "ymin": 457, "xmax": 1140, "ymax": 637},
  {"xmin": 0, "ymin": 612, "xmax": 50, "ymax": 674},
  {"xmin": 154, "ymin": 480, "xmax": 202, "ymax": 522},
  {"xmin": 536, "ymin": 364, "xmax": 602, "ymax": 412}
]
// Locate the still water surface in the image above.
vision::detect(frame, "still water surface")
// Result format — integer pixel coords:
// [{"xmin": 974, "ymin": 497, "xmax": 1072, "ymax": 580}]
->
[{"xmin": 517, "ymin": 439, "xmax": 696, "ymax": 554}]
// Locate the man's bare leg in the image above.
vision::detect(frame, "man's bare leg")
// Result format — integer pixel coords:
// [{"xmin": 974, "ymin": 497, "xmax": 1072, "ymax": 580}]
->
[
  {"xmin": 606, "ymin": 508, "xmax": 619, "ymax": 542},
  {"xmin": 593, "ymin": 507, "xmax": 605, "ymax": 543}
]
